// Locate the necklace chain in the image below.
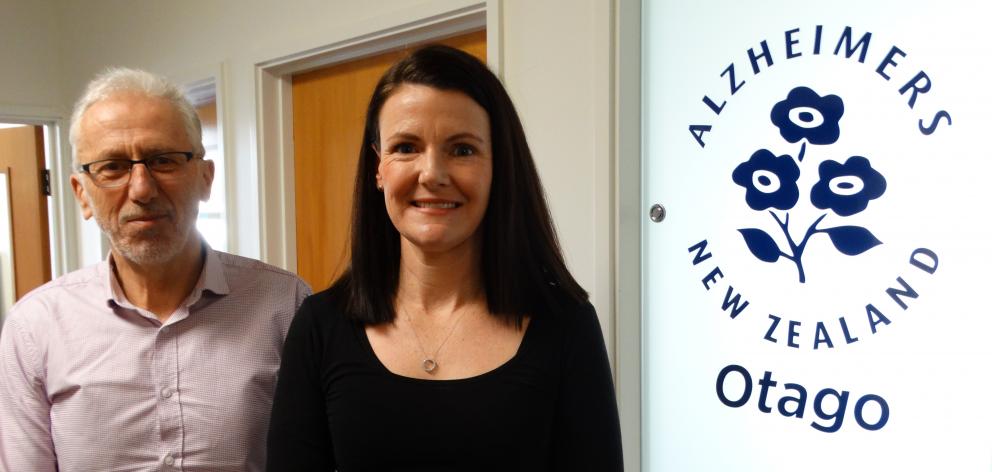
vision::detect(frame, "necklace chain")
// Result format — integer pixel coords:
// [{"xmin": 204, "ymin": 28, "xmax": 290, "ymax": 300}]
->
[{"xmin": 404, "ymin": 306, "xmax": 470, "ymax": 373}]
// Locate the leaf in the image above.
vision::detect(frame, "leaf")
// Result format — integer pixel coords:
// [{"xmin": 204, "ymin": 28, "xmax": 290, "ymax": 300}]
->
[
  {"xmin": 738, "ymin": 228, "xmax": 780, "ymax": 262},
  {"xmin": 823, "ymin": 226, "xmax": 882, "ymax": 255}
]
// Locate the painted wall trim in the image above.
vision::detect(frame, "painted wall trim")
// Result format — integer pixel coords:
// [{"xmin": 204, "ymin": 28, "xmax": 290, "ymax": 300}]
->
[
  {"xmin": 615, "ymin": 0, "xmax": 642, "ymax": 470},
  {"xmin": 177, "ymin": 62, "xmax": 237, "ymax": 255},
  {"xmin": 216, "ymin": 62, "xmax": 237, "ymax": 256}
]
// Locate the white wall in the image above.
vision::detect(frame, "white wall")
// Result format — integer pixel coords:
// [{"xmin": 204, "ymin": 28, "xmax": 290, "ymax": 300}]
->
[
  {"xmin": 0, "ymin": 0, "xmax": 62, "ymax": 110},
  {"xmin": 501, "ymin": 0, "xmax": 615, "ymax": 354}
]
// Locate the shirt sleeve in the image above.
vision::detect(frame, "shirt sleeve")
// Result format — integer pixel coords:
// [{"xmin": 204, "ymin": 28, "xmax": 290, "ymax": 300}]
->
[
  {"xmin": 294, "ymin": 279, "xmax": 313, "ymax": 312},
  {"xmin": 266, "ymin": 296, "xmax": 336, "ymax": 471},
  {"xmin": 0, "ymin": 309, "xmax": 58, "ymax": 472},
  {"xmin": 551, "ymin": 302, "xmax": 624, "ymax": 471}
]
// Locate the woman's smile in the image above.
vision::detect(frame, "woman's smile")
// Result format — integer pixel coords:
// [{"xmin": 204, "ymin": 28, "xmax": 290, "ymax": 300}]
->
[{"xmin": 411, "ymin": 199, "xmax": 461, "ymax": 210}]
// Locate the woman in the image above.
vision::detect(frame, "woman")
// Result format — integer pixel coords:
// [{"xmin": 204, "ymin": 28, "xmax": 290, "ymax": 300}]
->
[{"xmin": 267, "ymin": 45, "xmax": 623, "ymax": 471}]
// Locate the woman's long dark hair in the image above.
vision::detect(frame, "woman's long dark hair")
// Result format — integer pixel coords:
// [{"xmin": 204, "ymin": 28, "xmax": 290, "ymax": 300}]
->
[{"xmin": 337, "ymin": 43, "xmax": 587, "ymax": 326}]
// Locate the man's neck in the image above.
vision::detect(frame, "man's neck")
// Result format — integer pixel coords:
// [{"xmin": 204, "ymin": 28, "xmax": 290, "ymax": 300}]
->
[{"xmin": 111, "ymin": 239, "xmax": 206, "ymax": 323}]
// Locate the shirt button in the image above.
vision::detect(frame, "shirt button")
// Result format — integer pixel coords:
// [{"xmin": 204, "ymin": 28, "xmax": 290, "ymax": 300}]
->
[
  {"xmin": 161, "ymin": 326, "xmax": 171, "ymax": 334},
  {"xmin": 161, "ymin": 387, "xmax": 173, "ymax": 399},
  {"xmin": 163, "ymin": 454, "xmax": 175, "ymax": 466}
]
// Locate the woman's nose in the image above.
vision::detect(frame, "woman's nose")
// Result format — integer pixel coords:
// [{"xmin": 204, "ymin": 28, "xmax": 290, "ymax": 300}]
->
[{"xmin": 418, "ymin": 147, "xmax": 450, "ymax": 187}]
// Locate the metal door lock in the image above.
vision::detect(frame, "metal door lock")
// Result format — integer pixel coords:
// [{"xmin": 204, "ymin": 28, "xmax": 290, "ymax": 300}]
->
[{"xmin": 649, "ymin": 203, "xmax": 667, "ymax": 223}]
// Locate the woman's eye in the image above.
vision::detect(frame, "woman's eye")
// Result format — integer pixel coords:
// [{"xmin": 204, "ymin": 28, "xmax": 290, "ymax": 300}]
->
[
  {"xmin": 392, "ymin": 143, "xmax": 416, "ymax": 154},
  {"xmin": 452, "ymin": 144, "xmax": 476, "ymax": 157}
]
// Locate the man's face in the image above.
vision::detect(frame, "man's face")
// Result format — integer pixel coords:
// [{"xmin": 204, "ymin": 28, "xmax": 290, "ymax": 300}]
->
[{"xmin": 70, "ymin": 92, "xmax": 214, "ymax": 266}]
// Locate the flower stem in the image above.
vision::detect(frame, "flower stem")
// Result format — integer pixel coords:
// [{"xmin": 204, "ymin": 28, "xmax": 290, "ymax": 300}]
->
[
  {"xmin": 769, "ymin": 211, "xmax": 826, "ymax": 283},
  {"xmin": 796, "ymin": 214, "xmax": 828, "ymax": 253},
  {"xmin": 797, "ymin": 141, "xmax": 807, "ymax": 162}
]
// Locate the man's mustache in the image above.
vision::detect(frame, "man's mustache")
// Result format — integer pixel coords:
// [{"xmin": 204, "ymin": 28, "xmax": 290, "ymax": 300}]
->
[{"xmin": 119, "ymin": 204, "xmax": 173, "ymax": 224}]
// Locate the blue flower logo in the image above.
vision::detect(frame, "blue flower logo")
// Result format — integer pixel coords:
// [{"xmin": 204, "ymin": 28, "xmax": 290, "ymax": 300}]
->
[
  {"xmin": 733, "ymin": 86, "xmax": 884, "ymax": 283},
  {"xmin": 732, "ymin": 150, "xmax": 800, "ymax": 211},
  {"xmin": 770, "ymin": 86, "xmax": 845, "ymax": 161},
  {"xmin": 811, "ymin": 157, "xmax": 887, "ymax": 216}
]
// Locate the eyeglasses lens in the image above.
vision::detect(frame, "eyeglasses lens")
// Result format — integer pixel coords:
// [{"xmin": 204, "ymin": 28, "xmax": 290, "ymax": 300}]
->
[{"xmin": 89, "ymin": 153, "xmax": 190, "ymax": 188}]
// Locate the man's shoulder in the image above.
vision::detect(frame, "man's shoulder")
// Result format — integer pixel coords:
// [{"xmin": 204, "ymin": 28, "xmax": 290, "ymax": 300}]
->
[
  {"xmin": 214, "ymin": 251, "xmax": 300, "ymax": 279},
  {"xmin": 16, "ymin": 263, "xmax": 104, "ymax": 305},
  {"xmin": 211, "ymin": 250, "xmax": 311, "ymax": 293},
  {"xmin": 4, "ymin": 263, "xmax": 105, "ymax": 330}
]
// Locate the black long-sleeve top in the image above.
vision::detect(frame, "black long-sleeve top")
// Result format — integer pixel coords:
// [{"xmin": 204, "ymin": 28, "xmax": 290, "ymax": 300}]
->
[{"xmin": 266, "ymin": 287, "xmax": 623, "ymax": 471}]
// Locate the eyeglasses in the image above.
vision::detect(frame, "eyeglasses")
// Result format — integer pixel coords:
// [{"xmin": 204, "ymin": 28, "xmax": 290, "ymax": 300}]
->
[{"xmin": 78, "ymin": 152, "xmax": 196, "ymax": 188}]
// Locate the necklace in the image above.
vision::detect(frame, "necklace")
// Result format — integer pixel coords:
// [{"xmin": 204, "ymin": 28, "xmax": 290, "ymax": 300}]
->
[{"xmin": 404, "ymin": 307, "xmax": 470, "ymax": 373}]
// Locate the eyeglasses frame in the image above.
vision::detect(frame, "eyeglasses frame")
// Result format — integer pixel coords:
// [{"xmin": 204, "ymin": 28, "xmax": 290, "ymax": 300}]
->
[{"xmin": 77, "ymin": 151, "xmax": 197, "ymax": 188}]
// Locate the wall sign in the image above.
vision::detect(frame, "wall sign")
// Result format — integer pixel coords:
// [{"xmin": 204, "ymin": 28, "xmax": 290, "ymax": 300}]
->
[{"xmin": 644, "ymin": 2, "xmax": 992, "ymax": 470}]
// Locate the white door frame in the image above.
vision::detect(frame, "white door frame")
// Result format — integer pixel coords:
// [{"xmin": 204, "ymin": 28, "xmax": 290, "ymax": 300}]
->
[
  {"xmin": 254, "ymin": 1, "xmax": 501, "ymax": 272},
  {"xmin": 179, "ymin": 63, "xmax": 235, "ymax": 255},
  {"xmin": 0, "ymin": 105, "xmax": 77, "ymax": 279},
  {"xmin": 615, "ymin": 0, "xmax": 642, "ymax": 469}
]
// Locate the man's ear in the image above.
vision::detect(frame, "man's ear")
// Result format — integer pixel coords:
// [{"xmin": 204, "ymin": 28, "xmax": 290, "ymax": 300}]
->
[
  {"xmin": 70, "ymin": 174, "xmax": 93, "ymax": 220},
  {"xmin": 198, "ymin": 158, "xmax": 215, "ymax": 202}
]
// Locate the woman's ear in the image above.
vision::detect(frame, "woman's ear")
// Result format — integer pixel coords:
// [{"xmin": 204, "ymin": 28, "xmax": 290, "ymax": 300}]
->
[{"xmin": 373, "ymin": 143, "xmax": 384, "ymax": 191}]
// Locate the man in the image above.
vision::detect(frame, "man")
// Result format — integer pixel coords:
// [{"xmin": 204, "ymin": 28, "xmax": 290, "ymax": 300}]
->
[{"xmin": 0, "ymin": 68, "xmax": 311, "ymax": 471}]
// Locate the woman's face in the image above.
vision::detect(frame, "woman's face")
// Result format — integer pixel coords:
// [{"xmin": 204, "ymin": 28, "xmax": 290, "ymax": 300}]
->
[{"xmin": 376, "ymin": 84, "xmax": 493, "ymax": 256}]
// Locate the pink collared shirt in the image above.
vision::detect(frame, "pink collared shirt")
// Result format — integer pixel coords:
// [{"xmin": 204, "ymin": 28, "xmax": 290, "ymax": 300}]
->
[{"xmin": 0, "ymin": 247, "xmax": 311, "ymax": 472}]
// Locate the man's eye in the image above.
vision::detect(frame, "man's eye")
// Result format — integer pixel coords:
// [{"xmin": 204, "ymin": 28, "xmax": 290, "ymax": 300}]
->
[
  {"xmin": 148, "ymin": 155, "xmax": 183, "ymax": 171},
  {"xmin": 96, "ymin": 161, "xmax": 129, "ymax": 173}
]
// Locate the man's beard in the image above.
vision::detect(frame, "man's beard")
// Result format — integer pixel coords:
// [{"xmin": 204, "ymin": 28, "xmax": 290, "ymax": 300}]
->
[{"xmin": 95, "ymin": 200, "xmax": 199, "ymax": 266}]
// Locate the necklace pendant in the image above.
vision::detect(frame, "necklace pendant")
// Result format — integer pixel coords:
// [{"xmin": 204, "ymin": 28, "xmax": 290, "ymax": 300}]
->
[{"xmin": 422, "ymin": 359, "xmax": 438, "ymax": 373}]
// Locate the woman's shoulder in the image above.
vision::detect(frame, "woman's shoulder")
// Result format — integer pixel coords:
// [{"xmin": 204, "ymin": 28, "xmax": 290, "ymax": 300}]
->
[
  {"xmin": 541, "ymin": 286, "xmax": 594, "ymax": 319},
  {"xmin": 307, "ymin": 282, "xmax": 348, "ymax": 308},
  {"xmin": 523, "ymin": 293, "xmax": 609, "ymax": 379},
  {"xmin": 295, "ymin": 282, "xmax": 354, "ymax": 331},
  {"xmin": 536, "ymin": 289, "xmax": 600, "ymax": 339}
]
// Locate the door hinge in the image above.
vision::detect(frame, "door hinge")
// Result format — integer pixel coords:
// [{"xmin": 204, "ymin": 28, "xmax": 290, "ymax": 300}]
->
[{"xmin": 41, "ymin": 169, "xmax": 51, "ymax": 196}]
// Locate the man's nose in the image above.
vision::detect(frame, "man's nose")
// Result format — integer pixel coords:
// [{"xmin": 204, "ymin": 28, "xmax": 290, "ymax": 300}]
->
[{"xmin": 127, "ymin": 163, "xmax": 159, "ymax": 203}]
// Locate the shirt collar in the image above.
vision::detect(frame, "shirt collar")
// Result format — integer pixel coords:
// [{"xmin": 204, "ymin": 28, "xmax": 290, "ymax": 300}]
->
[
  {"xmin": 103, "ymin": 242, "xmax": 231, "ymax": 310},
  {"xmin": 198, "ymin": 245, "xmax": 231, "ymax": 297}
]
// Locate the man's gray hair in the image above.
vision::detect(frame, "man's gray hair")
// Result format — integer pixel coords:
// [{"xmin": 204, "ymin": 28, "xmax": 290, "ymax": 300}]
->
[{"xmin": 69, "ymin": 67, "xmax": 204, "ymax": 167}]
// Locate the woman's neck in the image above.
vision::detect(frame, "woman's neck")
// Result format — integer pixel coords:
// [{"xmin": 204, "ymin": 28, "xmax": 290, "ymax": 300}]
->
[{"xmin": 396, "ymin": 237, "xmax": 485, "ymax": 315}]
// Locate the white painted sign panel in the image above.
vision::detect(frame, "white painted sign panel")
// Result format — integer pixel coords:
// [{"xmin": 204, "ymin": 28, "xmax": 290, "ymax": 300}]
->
[{"xmin": 643, "ymin": 1, "xmax": 992, "ymax": 470}]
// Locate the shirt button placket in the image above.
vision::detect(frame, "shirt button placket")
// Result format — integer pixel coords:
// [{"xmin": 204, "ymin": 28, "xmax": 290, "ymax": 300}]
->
[{"xmin": 155, "ymin": 323, "xmax": 183, "ymax": 469}]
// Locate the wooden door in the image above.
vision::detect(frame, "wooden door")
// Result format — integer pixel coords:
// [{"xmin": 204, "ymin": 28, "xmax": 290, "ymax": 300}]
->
[
  {"xmin": 0, "ymin": 125, "xmax": 51, "ymax": 299},
  {"xmin": 292, "ymin": 30, "xmax": 487, "ymax": 291}
]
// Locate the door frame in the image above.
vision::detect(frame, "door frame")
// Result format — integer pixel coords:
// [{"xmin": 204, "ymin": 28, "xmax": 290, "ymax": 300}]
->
[
  {"xmin": 614, "ymin": 0, "xmax": 642, "ymax": 470},
  {"xmin": 255, "ymin": 1, "xmax": 501, "ymax": 272},
  {"xmin": 179, "ymin": 63, "xmax": 235, "ymax": 255},
  {"xmin": 0, "ymin": 105, "xmax": 77, "ymax": 279}
]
